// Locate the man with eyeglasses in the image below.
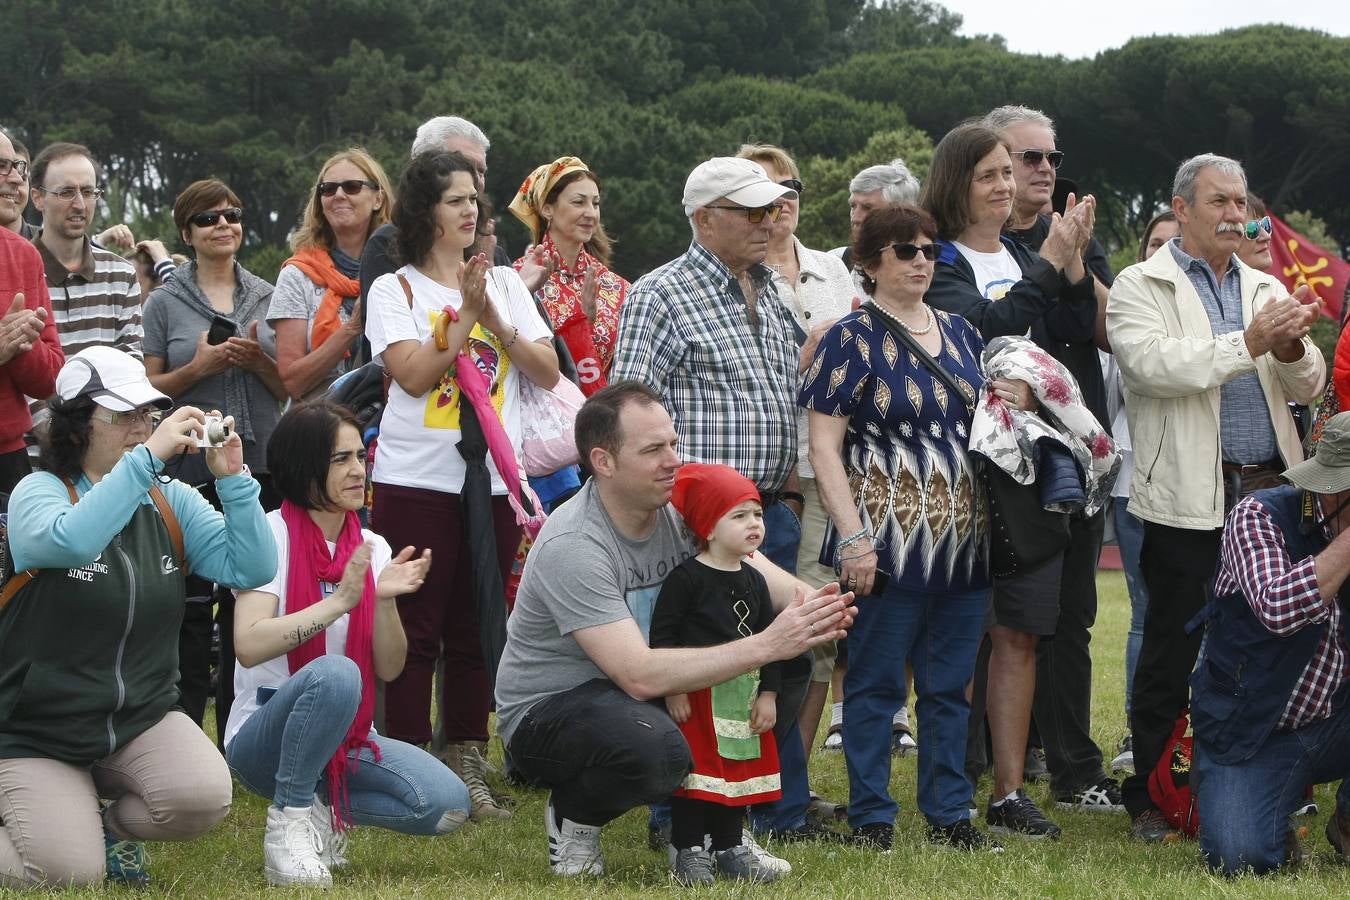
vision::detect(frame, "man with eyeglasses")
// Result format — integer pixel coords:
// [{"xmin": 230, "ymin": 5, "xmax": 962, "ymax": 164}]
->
[
  {"xmin": 1107, "ymin": 152, "xmax": 1324, "ymax": 842},
  {"xmin": 0, "ymin": 135, "xmax": 39, "ymax": 241},
  {"xmin": 29, "ymin": 142, "xmax": 142, "ymax": 358},
  {"xmin": 614, "ymin": 158, "xmax": 834, "ymax": 844},
  {"xmin": 974, "ymin": 105, "xmax": 1122, "ymax": 820},
  {"xmin": 0, "ymin": 130, "xmax": 64, "ymax": 495}
]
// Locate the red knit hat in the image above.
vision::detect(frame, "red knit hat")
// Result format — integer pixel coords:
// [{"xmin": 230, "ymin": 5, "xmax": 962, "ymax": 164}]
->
[{"xmin": 671, "ymin": 463, "xmax": 762, "ymax": 541}]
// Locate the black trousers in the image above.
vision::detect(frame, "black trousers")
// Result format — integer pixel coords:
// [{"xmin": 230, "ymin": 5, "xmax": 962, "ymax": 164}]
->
[
  {"xmin": 1121, "ymin": 522, "xmax": 1222, "ymax": 817},
  {"xmin": 508, "ymin": 678, "xmax": 693, "ymax": 826},
  {"xmin": 1032, "ymin": 510, "xmax": 1108, "ymax": 795}
]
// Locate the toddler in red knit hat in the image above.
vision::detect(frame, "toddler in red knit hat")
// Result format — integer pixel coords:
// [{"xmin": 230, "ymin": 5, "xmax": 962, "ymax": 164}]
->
[{"xmin": 648, "ymin": 463, "xmax": 785, "ymax": 884}]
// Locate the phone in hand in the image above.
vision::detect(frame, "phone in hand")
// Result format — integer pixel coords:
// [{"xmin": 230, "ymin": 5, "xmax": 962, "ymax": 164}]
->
[{"xmin": 206, "ymin": 314, "xmax": 238, "ymax": 346}]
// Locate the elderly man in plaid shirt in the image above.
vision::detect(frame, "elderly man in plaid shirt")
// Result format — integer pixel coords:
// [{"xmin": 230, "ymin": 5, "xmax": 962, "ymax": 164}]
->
[
  {"xmin": 1191, "ymin": 410, "xmax": 1350, "ymax": 875},
  {"xmin": 613, "ymin": 157, "xmax": 840, "ymax": 844}
]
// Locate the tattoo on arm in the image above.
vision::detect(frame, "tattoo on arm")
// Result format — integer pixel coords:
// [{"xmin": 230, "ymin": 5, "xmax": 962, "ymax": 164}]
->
[{"xmin": 289, "ymin": 620, "xmax": 328, "ymax": 647}]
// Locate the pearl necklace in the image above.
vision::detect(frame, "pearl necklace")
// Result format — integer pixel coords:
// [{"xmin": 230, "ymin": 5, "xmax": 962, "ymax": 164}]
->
[{"xmin": 873, "ymin": 301, "xmax": 935, "ymax": 335}]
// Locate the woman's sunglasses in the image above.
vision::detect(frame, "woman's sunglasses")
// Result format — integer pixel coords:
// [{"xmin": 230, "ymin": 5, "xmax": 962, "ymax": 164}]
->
[
  {"xmin": 317, "ymin": 179, "xmax": 378, "ymax": 198},
  {"xmin": 886, "ymin": 242, "xmax": 938, "ymax": 262},
  {"xmin": 189, "ymin": 207, "xmax": 243, "ymax": 228},
  {"xmin": 1244, "ymin": 216, "xmax": 1272, "ymax": 240},
  {"xmin": 778, "ymin": 178, "xmax": 803, "ymax": 195}
]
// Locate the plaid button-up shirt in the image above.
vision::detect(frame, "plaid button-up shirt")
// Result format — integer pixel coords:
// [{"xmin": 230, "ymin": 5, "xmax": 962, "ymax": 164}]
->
[
  {"xmin": 1213, "ymin": 495, "xmax": 1348, "ymax": 730},
  {"xmin": 612, "ymin": 241, "xmax": 798, "ymax": 490}
]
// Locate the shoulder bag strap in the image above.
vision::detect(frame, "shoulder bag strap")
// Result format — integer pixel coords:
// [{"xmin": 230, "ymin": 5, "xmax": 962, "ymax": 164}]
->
[
  {"xmin": 0, "ymin": 480, "xmax": 84, "ymax": 613},
  {"xmin": 148, "ymin": 484, "xmax": 187, "ymax": 575},
  {"xmin": 862, "ymin": 302, "xmax": 975, "ymax": 415}
]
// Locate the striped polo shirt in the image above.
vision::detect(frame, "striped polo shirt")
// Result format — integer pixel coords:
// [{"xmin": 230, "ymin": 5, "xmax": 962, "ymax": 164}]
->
[{"xmin": 33, "ymin": 232, "xmax": 143, "ymax": 358}]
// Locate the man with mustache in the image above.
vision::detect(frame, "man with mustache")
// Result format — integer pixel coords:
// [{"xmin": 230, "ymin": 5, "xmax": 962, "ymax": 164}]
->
[
  {"xmin": 0, "ymin": 135, "xmax": 38, "ymax": 241},
  {"xmin": 29, "ymin": 142, "xmax": 142, "ymax": 357},
  {"xmin": 1106, "ymin": 153, "xmax": 1325, "ymax": 842}
]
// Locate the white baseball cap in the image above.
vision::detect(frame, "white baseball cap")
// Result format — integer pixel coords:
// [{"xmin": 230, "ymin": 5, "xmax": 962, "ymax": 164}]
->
[
  {"xmin": 55, "ymin": 347, "xmax": 172, "ymax": 412},
  {"xmin": 682, "ymin": 157, "xmax": 796, "ymax": 217}
]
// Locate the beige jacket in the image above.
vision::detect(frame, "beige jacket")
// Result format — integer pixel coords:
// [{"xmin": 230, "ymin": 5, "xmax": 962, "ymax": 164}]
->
[{"xmin": 1106, "ymin": 247, "xmax": 1325, "ymax": 530}]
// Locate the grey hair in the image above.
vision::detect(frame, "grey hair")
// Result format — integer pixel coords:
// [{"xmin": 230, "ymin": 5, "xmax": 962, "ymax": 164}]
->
[
  {"xmin": 1172, "ymin": 153, "xmax": 1247, "ymax": 205},
  {"xmin": 981, "ymin": 105, "xmax": 1056, "ymax": 140},
  {"xmin": 410, "ymin": 116, "xmax": 490, "ymax": 158},
  {"xmin": 849, "ymin": 159, "xmax": 920, "ymax": 205}
]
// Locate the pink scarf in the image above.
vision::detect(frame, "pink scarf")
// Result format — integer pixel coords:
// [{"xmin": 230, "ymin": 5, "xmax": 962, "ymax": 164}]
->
[{"xmin": 282, "ymin": 500, "xmax": 381, "ymax": 830}]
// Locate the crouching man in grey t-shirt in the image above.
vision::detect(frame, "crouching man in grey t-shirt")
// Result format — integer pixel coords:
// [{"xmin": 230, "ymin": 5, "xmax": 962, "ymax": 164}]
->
[{"xmin": 494, "ymin": 381, "xmax": 855, "ymax": 878}]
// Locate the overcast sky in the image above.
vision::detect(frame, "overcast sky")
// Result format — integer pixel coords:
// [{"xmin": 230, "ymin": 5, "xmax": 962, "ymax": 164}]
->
[{"xmin": 939, "ymin": 0, "xmax": 1349, "ymax": 58}]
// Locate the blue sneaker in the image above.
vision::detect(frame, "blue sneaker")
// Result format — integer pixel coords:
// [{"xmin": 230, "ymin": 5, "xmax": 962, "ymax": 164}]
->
[{"xmin": 105, "ymin": 832, "xmax": 150, "ymax": 887}]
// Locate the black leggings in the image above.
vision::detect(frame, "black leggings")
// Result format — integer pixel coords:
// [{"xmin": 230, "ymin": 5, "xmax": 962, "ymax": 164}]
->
[{"xmin": 671, "ymin": 796, "xmax": 742, "ymax": 851}]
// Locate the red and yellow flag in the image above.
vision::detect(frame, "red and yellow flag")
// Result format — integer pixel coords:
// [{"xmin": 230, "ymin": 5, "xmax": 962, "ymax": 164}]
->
[{"xmin": 1268, "ymin": 214, "xmax": 1349, "ymax": 322}]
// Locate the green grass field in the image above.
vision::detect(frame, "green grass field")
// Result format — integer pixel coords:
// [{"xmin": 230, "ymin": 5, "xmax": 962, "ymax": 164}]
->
[{"xmin": 21, "ymin": 571, "xmax": 1350, "ymax": 898}]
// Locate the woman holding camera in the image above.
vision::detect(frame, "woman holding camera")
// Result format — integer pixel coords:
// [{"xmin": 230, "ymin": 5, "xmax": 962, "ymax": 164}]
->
[
  {"xmin": 224, "ymin": 401, "xmax": 468, "ymax": 887},
  {"xmin": 0, "ymin": 347, "xmax": 275, "ymax": 889},
  {"xmin": 142, "ymin": 178, "xmax": 287, "ymax": 735}
]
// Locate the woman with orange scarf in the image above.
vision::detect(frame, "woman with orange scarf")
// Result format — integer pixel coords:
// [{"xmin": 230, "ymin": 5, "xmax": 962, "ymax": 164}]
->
[
  {"xmin": 508, "ymin": 157, "xmax": 629, "ymax": 396},
  {"xmin": 271, "ymin": 148, "xmax": 394, "ymax": 400}
]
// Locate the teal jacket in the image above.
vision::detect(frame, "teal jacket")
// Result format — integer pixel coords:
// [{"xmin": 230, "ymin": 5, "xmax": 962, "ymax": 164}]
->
[{"xmin": 0, "ymin": 445, "xmax": 276, "ymax": 763}]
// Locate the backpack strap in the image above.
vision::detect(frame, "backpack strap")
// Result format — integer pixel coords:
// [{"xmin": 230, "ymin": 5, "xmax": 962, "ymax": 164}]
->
[
  {"xmin": 147, "ymin": 484, "xmax": 187, "ymax": 575},
  {"xmin": 0, "ymin": 481, "xmax": 80, "ymax": 613}
]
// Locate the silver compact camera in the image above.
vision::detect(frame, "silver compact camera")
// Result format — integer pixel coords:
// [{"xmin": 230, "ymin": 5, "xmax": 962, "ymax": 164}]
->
[{"xmin": 196, "ymin": 415, "xmax": 231, "ymax": 448}]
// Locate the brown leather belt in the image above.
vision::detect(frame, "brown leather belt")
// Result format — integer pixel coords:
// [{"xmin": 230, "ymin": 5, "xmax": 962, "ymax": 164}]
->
[{"xmin": 1220, "ymin": 459, "xmax": 1281, "ymax": 477}]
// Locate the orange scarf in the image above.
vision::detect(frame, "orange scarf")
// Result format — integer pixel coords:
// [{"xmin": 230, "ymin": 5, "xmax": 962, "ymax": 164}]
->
[{"xmin": 283, "ymin": 247, "xmax": 360, "ymax": 355}]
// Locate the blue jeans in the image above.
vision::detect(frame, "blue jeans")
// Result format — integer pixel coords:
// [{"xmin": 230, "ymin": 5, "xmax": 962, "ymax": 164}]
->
[
  {"xmin": 1113, "ymin": 498, "xmax": 1149, "ymax": 715},
  {"xmin": 226, "ymin": 656, "xmax": 470, "ymax": 835},
  {"xmin": 843, "ymin": 583, "xmax": 986, "ymax": 828},
  {"xmin": 1194, "ymin": 692, "xmax": 1350, "ymax": 875},
  {"xmin": 759, "ymin": 499, "xmax": 802, "ymax": 575}
]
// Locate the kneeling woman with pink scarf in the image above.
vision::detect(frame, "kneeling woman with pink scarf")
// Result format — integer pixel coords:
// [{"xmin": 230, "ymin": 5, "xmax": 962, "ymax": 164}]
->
[{"xmin": 224, "ymin": 401, "xmax": 469, "ymax": 888}]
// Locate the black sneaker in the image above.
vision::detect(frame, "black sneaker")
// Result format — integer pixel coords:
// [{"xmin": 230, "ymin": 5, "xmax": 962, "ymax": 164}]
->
[
  {"xmin": 927, "ymin": 819, "xmax": 1004, "ymax": 853},
  {"xmin": 850, "ymin": 822, "xmax": 893, "ymax": 852},
  {"xmin": 763, "ymin": 820, "xmax": 849, "ymax": 844},
  {"xmin": 986, "ymin": 790, "xmax": 1062, "ymax": 840},
  {"xmin": 1024, "ymin": 746, "xmax": 1049, "ymax": 783},
  {"xmin": 647, "ymin": 822, "xmax": 671, "ymax": 852},
  {"xmin": 1055, "ymin": 777, "xmax": 1125, "ymax": 812}
]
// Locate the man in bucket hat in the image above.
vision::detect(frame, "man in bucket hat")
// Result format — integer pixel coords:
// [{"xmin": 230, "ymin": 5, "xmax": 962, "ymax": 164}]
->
[{"xmin": 1190, "ymin": 411, "xmax": 1350, "ymax": 875}]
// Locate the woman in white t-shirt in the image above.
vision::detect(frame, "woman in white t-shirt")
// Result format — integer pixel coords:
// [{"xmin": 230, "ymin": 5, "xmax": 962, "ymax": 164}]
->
[
  {"xmin": 226, "ymin": 401, "xmax": 466, "ymax": 888},
  {"xmin": 363, "ymin": 150, "xmax": 558, "ymax": 820}
]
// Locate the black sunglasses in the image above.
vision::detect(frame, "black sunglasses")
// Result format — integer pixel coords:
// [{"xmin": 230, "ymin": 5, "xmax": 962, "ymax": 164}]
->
[
  {"xmin": 886, "ymin": 242, "xmax": 938, "ymax": 262},
  {"xmin": 1013, "ymin": 149, "xmax": 1065, "ymax": 170},
  {"xmin": 189, "ymin": 207, "xmax": 243, "ymax": 228},
  {"xmin": 317, "ymin": 179, "xmax": 378, "ymax": 198},
  {"xmin": 778, "ymin": 178, "xmax": 803, "ymax": 195},
  {"xmin": 705, "ymin": 204, "xmax": 783, "ymax": 224}
]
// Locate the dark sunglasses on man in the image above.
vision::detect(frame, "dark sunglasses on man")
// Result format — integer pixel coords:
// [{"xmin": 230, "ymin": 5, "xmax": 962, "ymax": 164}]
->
[
  {"xmin": 1012, "ymin": 149, "xmax": 1065, "ymax": 170},
  {"xmin": 705, "ymin": 204, "xmax": 783, "ymax": 225},
  {"xmin": 189, "ymin": 207, "xmax": 243, "ymax": 228},
  {"xmin": 1244, "ymin": 216, "xmax": 1273, "ymax": 240},
  {"xmin": 317, "ymin": 179, "xmax": 378, "ymax": 198}
]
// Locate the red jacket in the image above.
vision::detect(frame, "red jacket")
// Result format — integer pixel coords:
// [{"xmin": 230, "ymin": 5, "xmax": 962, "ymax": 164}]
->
[{"xmin": 0, "ymin": 228, "xmax": 64, "ymax": 453}]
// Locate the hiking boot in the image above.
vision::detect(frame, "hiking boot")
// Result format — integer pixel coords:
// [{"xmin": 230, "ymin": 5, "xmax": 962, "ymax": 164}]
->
[
  {"xmin": 545, "ymin": 795, "xmax": 603, "ymax": 877},
  {"xmin": 715, "ymin": 844, "xmax": 781, "ymax": 882},
  {"xmin": 1131, "ymin": 808, "xmax": 1180, "ymax": 844},
  {"xmin": 104, "ymin": 832, "xmax": 151, "ymax": 887},
  {"xmin": 986, "ymin": 790, "xmax": 1061, "ymax": 840},
  {"xmin": 741, "ymin": 828, "xmax": 791, "ymax": 875},
  {"xmin": 821, "ymin": 724, "xmax": 843, "ymax": 751},
  {"xmin": 672, "ymin": 846, "xmax": 715, "ymax": 885},
  {"xmin": 1024, "ymin": 746, "xmax": 1049, "ymax": 782},
  {"xmin": 850, "ymin": 821, "xmax": 894, "ymax": 852},
  {"xmin": 927, "ymin": 818, "xmax": 1004, "ymax": 853},
  {"xmin": 310, "ymin": 796, "xmax": 349, "ymax": 869},
  {"xmin": 1110, "ymin": 734, "xmax": 1134, "ymax": 773},
  {"xmin": 444, "ymin": 740, "xmax": 512, "ymax": 821},
  {"xmin": 264, "ymin": 806, "xmax": 332, "ymax": 887},
  {"xmin": 1326, "ymin": 802, "xmax": 1350, "ymax": 858},
  {"xmin": 1055, "ymin": 777, "xmax": 1125, "ymax": 812}
]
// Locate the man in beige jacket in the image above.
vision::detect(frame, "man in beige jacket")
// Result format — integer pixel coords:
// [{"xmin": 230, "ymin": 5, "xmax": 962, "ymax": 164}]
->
[{"xmin": 1106, "ymin": 153, "xmax": 1325, "ymax": 843}]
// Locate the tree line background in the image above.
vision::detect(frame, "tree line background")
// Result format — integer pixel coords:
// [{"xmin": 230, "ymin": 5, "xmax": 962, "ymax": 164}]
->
[{"xmin": 3, "ymin": 0, "xmax": 1347, "ymax": 284}]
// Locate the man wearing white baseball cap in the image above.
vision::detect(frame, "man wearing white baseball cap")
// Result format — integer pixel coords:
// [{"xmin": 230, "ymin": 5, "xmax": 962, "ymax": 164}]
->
[
  {"xmin": 613, "ymin": 159, "xmax": 837, "ymax": 849},
  {"xmin": 0, "ymin": 346, "xmax": 275, "ymax": 888}
]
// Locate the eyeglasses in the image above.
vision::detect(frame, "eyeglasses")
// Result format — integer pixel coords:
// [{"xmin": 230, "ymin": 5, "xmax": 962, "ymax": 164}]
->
[
  {"xmin": 91, "ymin": 407, "xmax": 162, "ymax": 428},
  {"xmin": 35, "ymin": 185, "xmax": 104, "ymax": 202},
  {"xmin": 705, "ymin": 204, "xmax": 783, "ymax": 224},
  {"xmin": 189, "ymin": 207, "xmax": 243, "ymax": 228},
  {"xmin": 0, "ymin": 158, "xmax": 29, "ymax": 179},
  {"xmin": 885, "ymin": 242, "xmax": 938, "ymax": 262},
  {"xmin": 1012, "ymin": 149, "xmax": 1065, "ymax": 170},
  {"xmin": 1243, "ymin": 216, "xmax": 1272, "ymax": 240},
  {"xmin": 317, "ymin": 179, "xmax": 378, "ymax": 198},
  {"xmin": 778, "ymin": 179, "xmax": 803, "ymax": 195}
]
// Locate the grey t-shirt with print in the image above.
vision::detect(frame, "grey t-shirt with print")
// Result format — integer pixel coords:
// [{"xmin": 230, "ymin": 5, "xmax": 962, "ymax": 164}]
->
[{"xmin": 494, "ymin": 480, "xmax": 693, "ymax": 745}]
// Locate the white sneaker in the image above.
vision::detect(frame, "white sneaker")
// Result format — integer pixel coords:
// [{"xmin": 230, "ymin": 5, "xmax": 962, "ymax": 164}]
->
[
  {"xmin": 310, "ymin": 797, "xmax": 349, "ymax": 869},
  {"xmin": 545, "ymin": 795, "xmax": 603, "ymax": 877},
  {"xmin": 741, "ymin": 828, "xmax": 791, "ymax": 875},
  {"xmin": 264, "ymin": 806, "xmax": 332, "ymax": 887}
]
